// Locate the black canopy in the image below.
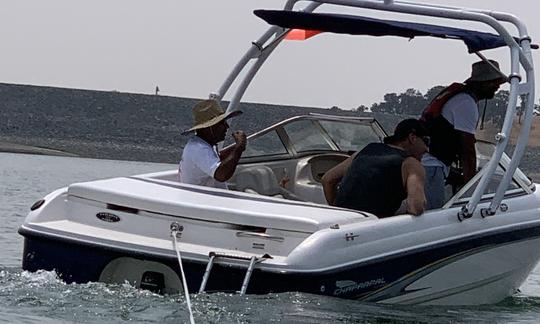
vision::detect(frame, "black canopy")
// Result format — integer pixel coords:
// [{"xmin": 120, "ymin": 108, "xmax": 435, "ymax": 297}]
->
[{"xmin": 254, "ymin": 10, "xmax": 514, "ymax": 53}]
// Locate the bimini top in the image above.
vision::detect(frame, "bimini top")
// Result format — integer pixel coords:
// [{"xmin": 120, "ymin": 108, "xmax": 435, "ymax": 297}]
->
[{"xmin": 255, "ymin": 10, "xmax": 518, "ymax": 53}]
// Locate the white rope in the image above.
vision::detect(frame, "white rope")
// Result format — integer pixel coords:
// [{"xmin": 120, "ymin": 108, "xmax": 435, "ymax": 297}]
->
[{"xmin": 172, "ymin": 230, "xmax": 195, "ymax": 324}]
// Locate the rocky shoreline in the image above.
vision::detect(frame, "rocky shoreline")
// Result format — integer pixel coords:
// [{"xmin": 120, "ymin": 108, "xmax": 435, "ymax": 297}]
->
[
  {"xmin": 2, "ymin": 82, "xmax": 539, "ymax": 179},
  {"xmin": 0, "ymin": 83, "xmax": 354, "ymax": 163}
]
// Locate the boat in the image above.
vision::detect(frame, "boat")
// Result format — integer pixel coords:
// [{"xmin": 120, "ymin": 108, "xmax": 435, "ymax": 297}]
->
[{"xmin": 19, "ymin": 0, "xmax": 539, "ymax": 305}]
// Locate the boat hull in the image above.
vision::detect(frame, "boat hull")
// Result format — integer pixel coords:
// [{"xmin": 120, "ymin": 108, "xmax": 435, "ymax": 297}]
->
[{"xmin": 20, "ymin": 220, "xmax": 540, "ymax": 305}]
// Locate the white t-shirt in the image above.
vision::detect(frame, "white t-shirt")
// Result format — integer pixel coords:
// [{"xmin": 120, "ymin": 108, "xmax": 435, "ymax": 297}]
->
[
  {"xmin": 422, "ymin": 92, "xmax": 478, "ymax": 170},
  {"xmin": 179, "ymin": 136, "xmax": 228, "ymax": 189},
  {"xmin": 441, "ymin": 92, "xmax": 479, "ymax": 135}
]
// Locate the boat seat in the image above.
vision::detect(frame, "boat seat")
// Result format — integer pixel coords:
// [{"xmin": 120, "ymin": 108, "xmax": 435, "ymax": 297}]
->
[{"xmin": 235, "ymin": 166, "xmax": 303, "ymax": 201}]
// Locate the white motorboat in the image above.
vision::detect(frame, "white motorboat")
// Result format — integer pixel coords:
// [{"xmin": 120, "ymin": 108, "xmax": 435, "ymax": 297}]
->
[{"xmin": 19, "ymin": 0, "xmax": 539, "ymax": 305}]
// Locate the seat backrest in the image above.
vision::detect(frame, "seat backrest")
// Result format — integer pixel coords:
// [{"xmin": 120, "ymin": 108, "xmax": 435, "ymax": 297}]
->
[{"xmin": 235, "ymin": 166, "xmax": 282, "ymax": 196}]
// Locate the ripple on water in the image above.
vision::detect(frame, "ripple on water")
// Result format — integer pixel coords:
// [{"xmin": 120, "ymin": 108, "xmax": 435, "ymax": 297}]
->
[{"xmin": 2, "ymin": 267, "xmax": 540, "ymax": 323}]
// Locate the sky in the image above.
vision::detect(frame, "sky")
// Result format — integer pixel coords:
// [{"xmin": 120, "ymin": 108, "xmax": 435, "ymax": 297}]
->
[{"xmin": 1, "ymin": 0, "xmax": 538, "ymax": 110}]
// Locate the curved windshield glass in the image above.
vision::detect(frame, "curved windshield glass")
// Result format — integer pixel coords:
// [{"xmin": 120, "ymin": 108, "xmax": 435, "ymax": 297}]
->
[
  {"xmin": 242, "ymin": 116, "xmax": 386, "ymax": 158},
  {"xmin": 319, "ymin": 120, "xmax": 381, "ymax": 152},
  {"xmin": 283, "ymin": 118, "xmax": 383, "ymax": 154},
  {"xmin": 243, "ymin": 130, "xmax": 288, "ymax": 158},
  {"xmin": 284, "ymin": 120, "xmax": 333, "ymax": 152}
]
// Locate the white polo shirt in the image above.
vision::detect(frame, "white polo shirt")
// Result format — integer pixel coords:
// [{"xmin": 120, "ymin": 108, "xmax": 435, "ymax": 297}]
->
[{"xmin": 179, "ymin": 136, "xmax": 228, "ymax": 189}]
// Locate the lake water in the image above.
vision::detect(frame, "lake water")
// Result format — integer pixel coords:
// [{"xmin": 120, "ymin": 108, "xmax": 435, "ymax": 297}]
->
[{"xmin": 2, "ymin": 152, "xmax": 540, "ymax": 323}]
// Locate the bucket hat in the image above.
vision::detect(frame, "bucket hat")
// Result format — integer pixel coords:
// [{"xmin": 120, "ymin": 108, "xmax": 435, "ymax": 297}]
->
[
  {"xmin": 182, "ymin": 99, "xmax": 242, "ymax": 135},
  {"xmin": 465, "ymin": 59, "xmax": 508, "ymax": 84}
]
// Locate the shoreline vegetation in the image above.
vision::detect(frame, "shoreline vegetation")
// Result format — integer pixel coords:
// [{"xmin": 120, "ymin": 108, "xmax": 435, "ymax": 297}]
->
[{"xmin": 1, "ymin": 82, "xmax": 539, "ymax": 180}]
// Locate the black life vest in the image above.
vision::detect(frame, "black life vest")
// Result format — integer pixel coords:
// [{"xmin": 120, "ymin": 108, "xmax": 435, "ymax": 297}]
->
[
  {"xmin": 334, "ymin": 143, "xmax": 408, "ymax": 218},
  {"xmin": 420, "ymin": 83, "xmax": 467, "ymax": 166}
]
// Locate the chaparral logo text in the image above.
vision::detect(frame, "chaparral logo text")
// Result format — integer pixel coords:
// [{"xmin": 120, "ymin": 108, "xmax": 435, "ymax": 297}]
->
[{"xmin": 334, "ymin": 278, "xmax": 386, "ymax": 296}]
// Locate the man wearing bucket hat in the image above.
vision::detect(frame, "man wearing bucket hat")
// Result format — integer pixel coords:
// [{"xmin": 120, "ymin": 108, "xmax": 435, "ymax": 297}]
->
[
  {"xmin": 322, "ymin": 118, "xmax": 429, "ymax": 217},
  {"xmin": 179, "ymin": 99, "xmax": 246, "ymax": 189},
  {"xmin": 420, "ymin": 59, "xmax": 507, "ymax": 209}
]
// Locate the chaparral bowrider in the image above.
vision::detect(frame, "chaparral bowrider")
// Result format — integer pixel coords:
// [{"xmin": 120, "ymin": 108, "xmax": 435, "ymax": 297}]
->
[{"xmin": 20, "ymin": 0, "xmax": 539, "ymax": 305}]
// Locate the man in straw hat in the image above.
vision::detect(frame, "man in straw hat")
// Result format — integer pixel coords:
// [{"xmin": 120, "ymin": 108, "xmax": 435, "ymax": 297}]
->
[
  {"xmin": 179, "ymin": 99, "xmax": 246, "ymax": 189},
  {"xmin": 420, "ymin": 59, "xmax": 507, "ymax": 209},
  {"xmin": 322, "ymin": 119, "xmax": 429, "ymax": 217}
]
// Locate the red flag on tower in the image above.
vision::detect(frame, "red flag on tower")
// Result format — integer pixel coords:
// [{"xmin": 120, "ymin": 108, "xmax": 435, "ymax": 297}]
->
[{"xmin": 285, "ymin": 29, "xmax": 323, "ymax": 40}]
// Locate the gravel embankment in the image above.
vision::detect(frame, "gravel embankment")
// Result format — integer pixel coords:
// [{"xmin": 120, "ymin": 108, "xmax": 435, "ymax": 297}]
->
[
  {"xmin": 0, "ymin": 83, "xmax": 351, "ymax": 163},
  {"xmin": 1, "ymin": 82, "xmax": 539, "ymax": 179}
]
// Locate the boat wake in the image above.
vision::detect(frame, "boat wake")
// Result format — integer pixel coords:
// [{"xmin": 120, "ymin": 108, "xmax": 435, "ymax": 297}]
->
[{"xmin": 0, "ymin": 266, "xmax": 539, "ymax": 323}]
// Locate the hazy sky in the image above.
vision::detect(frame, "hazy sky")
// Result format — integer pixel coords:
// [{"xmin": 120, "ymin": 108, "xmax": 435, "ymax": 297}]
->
[{"xmin": 1, "ymin": 0, "xmax": 538, "ymax": 109}]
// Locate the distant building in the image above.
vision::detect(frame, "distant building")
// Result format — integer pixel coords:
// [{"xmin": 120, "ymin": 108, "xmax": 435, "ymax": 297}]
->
[{"xmin": 155, "ymin": 86, "xmax": 160, "ymax": 95}]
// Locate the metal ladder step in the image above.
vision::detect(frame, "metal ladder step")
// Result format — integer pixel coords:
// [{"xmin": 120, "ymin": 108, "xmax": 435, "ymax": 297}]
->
[{"xmin": 198, "ymin": 252, "xmax": 269, "ymax": 295}]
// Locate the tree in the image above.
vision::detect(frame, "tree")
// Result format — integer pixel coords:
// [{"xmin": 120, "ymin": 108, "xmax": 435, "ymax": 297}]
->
[
  {"xmin": 370, "ymin": 102, "xmax": 382, "ymax": 113},
  {"xmin": 424, "ymin": 85, "xmax": 446, "ymax": 103},
  {"xmin": 399, "ymin": 88, "xmax": 424, "ymax": 115},
  {"xmin": 366, "ymin": 86, "xmax": 512, "ymax": 122},
  {"xmin": 517, "ymin": 93, "xmax": 529, "ymax": 124},
  {"xmin": 381, "ymin": 93, "xmax": 400, "ymax": 114},
  {"xmin": 485, "ymin": 90, "xmax": 509, "ymax": 126},
  {"xmin": 354, "ymin": 105, "xmax": 368, "ymax": 113}
]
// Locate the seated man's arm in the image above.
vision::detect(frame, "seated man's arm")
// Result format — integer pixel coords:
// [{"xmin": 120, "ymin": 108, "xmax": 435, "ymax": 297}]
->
[
  {"xmin": 458, "ymin": 131, "xmax": 477, "ymax": 182},
  {"xmin": 218, "ymin": 145, "xmax": 235, "ymax": 160},
  {"xmin": 401, "ymin": 157, "xmax": 426, "ymax": 216},
  {"xmin": 321, "ymin": 153, "xmax": 357, "ymax": 206},
  {"xmin": 214, "ymin": 131, "xmax": 247, "ymax": 182}
]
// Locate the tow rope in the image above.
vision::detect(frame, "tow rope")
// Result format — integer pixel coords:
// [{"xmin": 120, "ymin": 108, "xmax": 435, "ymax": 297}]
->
[{"xmin": 171, "ymin": 224, "xmax": 195, "ymax": 324}]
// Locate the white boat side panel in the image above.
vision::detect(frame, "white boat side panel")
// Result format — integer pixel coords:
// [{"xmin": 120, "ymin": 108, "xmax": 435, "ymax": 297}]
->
[
  {"xmin": 379, "ymin": 238, "xmax": 540, "ymax": 305},
  {"xmin": 24, "ymin": 220, "xmax": 291, "ymax": 266},
  {"xmin": 284, "ymin": 191, "xmax": 540, "ymax": 271},
  {"xmin": 66, "ymin": 177, "xmax": 370, "ymax": 233}
]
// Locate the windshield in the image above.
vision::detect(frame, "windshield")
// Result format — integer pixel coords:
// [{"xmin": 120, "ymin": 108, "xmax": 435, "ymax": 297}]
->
[
  {"xmin": 319, "ymin": 120, "xmax": 382, "ymax": 152},
  {"xmin": 243, "ymin": 130, "xmax": 288, "ymax": 158},
  {"xmin": 242, "ymin": 116, "xmax": 384, "ymax": 159}
]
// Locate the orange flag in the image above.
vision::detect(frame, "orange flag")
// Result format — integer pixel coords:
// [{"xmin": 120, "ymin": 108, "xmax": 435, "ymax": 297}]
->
[{"xmin": 285, "ymin": 29, "xmax": 323, "ymax": 40}]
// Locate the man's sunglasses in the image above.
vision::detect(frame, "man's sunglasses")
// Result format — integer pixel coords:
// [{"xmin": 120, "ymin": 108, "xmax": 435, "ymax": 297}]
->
[
  {"xmin": 409, "ymin": 128, "xmax": 430, "ymax": 147},
  {"xmin": 420, "ymin": 136, "xmax": 431, "ymax": 147}
]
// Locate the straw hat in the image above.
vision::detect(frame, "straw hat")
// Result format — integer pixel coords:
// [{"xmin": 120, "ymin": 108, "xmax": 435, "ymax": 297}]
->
[
  {"xmin": 465, "ymin": 59, "xmax": 508, "ymax": 84},
  {"xmin": 182, "ymin": 100, "xmax": 242, "ymax": 135}
]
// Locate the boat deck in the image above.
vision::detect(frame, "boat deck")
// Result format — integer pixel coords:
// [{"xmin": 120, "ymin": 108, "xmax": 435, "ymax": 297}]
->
[{"xmin": 67, "ymin": 176, "xmax": 374, "ymax": 233}]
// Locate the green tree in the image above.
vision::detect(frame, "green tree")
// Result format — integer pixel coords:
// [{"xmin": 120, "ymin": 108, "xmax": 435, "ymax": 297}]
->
[
  {"xmin": 424, "ymin": 85, "xmax": 446, "ymax": 103},
  {"xmin": 399, "ymin": 88, "xmax": 425, "ymax": 115},
  {"xmin": 354, "ymin": 105, "xmax": 369, "ymax": 113},
  {"xmin": 371, "ymin": 93, "xmax": 400, "ymax": 114},
  {"xmin": 486, "ymin": 90, "xmax": 509, "ymax": 126}
]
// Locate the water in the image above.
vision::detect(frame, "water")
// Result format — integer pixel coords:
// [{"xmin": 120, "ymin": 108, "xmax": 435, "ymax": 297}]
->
[{"xmin": 2, "ymin": 152, "xmax": 540, "ymax": 323}]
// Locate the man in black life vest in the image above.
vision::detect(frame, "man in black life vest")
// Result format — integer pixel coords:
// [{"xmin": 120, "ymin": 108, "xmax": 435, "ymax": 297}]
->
[
  {"xmin": 420, "ymin": 60, "xmax": 507, "ymax": 209},
  {"xmin": 321, "ymin": 119, "xmax": 429, "ymax": 217}
]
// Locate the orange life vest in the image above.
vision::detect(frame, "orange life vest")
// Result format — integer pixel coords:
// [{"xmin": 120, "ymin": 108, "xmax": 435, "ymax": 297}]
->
[
  {"xmin": 420, "ymin": 83, "xmax": 467, "ymax": 166},
  {"xmin": 421, "ymin": 83, "xmax": 466, "ymax": 121}
]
